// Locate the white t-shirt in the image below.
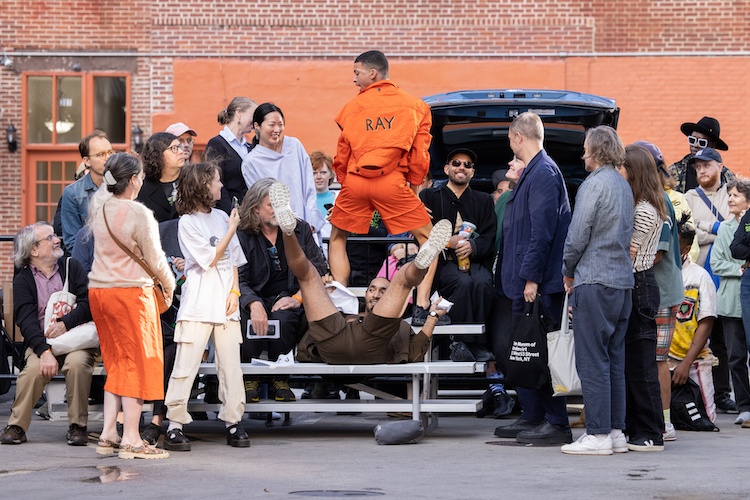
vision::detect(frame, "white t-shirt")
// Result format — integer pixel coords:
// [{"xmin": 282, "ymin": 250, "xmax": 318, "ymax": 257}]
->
[{"xmin": 176, "ymin": 209, "xmax": 247, "ymax": 323}]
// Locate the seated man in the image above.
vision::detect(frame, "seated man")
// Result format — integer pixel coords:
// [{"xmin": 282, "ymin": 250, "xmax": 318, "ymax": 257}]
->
[
  {"xmin": 268, "ymin": 182, "xmax": 452, "ymax": 364},
  {"xmin": 237, "ymin": 178, "xmax": 328, "ymax": 400},
  {"xmin": 668, "ymin": 215, "xmax": 718, "ymax": 422},
  {"xmin": 0, "ymin": 223, "xmax": 96, "ymax": 446}
]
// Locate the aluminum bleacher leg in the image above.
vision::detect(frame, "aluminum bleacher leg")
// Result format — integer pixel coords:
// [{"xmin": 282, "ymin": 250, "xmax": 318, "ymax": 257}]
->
[{"xmin": 412, "ymin": 374, "xmax": 420, "ymax": 421}]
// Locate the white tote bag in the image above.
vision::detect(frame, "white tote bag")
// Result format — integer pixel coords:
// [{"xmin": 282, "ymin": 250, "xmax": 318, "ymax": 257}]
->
[
  {"xmin": 546, "ymin": 293, "xmax": 582, "ymax": 397},
  {"xmin": 44, "ymin": 258, "xmax": 99, "ymax": 356}
]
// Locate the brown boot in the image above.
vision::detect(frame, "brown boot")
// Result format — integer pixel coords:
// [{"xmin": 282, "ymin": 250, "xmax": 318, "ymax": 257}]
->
[{"xmin": 570, "ymin": 407, "xmax": 586, "ymax": 428}]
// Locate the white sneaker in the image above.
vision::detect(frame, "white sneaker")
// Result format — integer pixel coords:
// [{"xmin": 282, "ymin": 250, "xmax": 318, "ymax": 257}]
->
[
  {"xmin": 561, "ymin": 433, "xmax": 613, "ymax": 455},
  {"xmin": 610, "ymin": 430, "xmax": 628, "ymax": 453},
  {"xmin": 269, "ymin": 182, "xmax": 297, "ymax": 235},
  {"xmin": 414, "ymin": 219, "xmax": 452, "ymax": 270},
  {"xmin": 663, "ymin": 422, "xmax": 676, "ymax": 441},
  {"xmin": 734, "ymin": 411, "xmax": 750, "ymax": 425}
]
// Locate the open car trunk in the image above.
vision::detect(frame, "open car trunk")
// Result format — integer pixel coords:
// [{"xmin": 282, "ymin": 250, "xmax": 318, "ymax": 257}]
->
[{"xmin": 423, "ymin": 89, "xmax": 620, "ymax": 203}]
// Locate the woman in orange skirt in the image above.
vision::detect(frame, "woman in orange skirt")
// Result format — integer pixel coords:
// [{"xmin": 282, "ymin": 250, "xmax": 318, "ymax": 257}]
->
[{"xmin": 87, "ymin": 153, "xmax": 175, "ymax": 459}]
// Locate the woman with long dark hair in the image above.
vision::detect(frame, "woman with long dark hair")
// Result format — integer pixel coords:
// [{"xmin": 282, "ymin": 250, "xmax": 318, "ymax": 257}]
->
[
  {"xmin": 205, "ymin": 97, "xmax": 258, "ymax": 213},
  {"xmin": 241, "ymin": 103, "xmax": 324, "ymax": 232},
  {"xmin": 88, "ymin": 153, "xmax": 175, "ymax": 459},
  {"xmin": 616, "ymin": 144, "xmax": 668, "ymax": 452}
]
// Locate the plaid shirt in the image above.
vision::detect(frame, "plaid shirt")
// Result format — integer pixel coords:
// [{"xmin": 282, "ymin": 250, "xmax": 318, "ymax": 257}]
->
[
  {"xmin": 29, "ymin": 262, "xmax": 62, "ymax": 331},
  {"xmin": 669, "ymin": 153, "xmax": 736, "ymax": 193}
]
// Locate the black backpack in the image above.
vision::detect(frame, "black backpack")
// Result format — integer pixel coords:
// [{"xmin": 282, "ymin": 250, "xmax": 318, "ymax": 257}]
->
[{"xmin": 671, "ymin": 377, "xmax": 719, "ymax": 432}]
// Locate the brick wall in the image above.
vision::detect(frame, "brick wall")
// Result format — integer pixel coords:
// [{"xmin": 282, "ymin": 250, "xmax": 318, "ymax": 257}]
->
[{"xmin": 2, "ymin": 0, "xmax": 750, "ymax": 282}]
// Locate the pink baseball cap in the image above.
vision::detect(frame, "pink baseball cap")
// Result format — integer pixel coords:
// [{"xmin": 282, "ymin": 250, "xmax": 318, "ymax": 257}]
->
[{"xmin": 165, "ymin": 122, "xmax": 197, "ymax": 137}]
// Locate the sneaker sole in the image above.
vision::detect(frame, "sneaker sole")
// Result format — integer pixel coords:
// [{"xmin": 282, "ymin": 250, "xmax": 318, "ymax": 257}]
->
[
  {"xmin": 626, "ymin": 443, "xmax": 664, "ymax": 452},
  {"xmin": 414, "ymin": 219, "xmax": 452, "ymax": 270},
  {"xmin": 561, "ymin": 447, "xmax": 613, "ymax": 455},
  {"xmin": 269, "ymin": 182, "xmax": 297, "ymax": 235}
]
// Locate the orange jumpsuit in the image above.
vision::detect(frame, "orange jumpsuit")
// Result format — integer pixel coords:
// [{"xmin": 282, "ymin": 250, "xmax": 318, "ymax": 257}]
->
[{"xmin": 330, "ymin": 80, "xmax": 432, "ymax": 234}]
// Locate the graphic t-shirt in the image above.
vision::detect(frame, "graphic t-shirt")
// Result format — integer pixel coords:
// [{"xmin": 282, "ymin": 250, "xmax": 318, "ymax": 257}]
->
[
  {"xmin": 177, "ymin": 208, "xmax": 247, "ymax": 323},
  {"xmin": 670, "ymin": 258, "xmax": 717, "ymax": 360}
]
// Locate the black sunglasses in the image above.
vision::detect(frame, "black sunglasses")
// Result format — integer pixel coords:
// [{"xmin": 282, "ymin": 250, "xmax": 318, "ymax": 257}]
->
[
  {"xmin": 449, "ymin": 159, "xmax": 475, "ymax": 169},
  {"xmin": 268, "ymin": 246, "xmax": 282, "ymax": 271}
]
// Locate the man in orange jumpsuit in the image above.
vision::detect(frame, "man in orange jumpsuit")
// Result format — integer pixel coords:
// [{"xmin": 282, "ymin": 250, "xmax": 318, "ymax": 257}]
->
[{"xmin": 328, "ymin": 50, "xmax": 435, "ymax": 286}]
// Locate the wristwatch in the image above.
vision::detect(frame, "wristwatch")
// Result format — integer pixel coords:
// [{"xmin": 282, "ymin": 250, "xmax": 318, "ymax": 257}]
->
[{"xmin": 428, "ymin": 310, "xmax": 439, "ymax": 320}]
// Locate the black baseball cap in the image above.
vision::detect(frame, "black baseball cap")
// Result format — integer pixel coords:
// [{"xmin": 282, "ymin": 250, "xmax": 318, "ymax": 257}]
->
[{"xmin": 446, "ymin": 148, "xmax": 477, "ymax": 165}]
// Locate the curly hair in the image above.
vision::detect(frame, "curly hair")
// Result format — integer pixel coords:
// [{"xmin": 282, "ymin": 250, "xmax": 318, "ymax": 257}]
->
[
  {"xmin": 176, "ymin": 163, "xmax": 220, "ymax": 215},
  {"xmin": 142, "ymin": 132, "xmax": 177, "ymax": 182},
  {"xmin": 238, "ymin": 177, "xmax": 275, "ymax": 234}
]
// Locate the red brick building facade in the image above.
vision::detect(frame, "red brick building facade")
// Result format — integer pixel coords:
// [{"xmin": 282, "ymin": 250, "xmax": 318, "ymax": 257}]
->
[{"xmin": 2, "ymin": 0, "xmax": 750, "ymax": 280}]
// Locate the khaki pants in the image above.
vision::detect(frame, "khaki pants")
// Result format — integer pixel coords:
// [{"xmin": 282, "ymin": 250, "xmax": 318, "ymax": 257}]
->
[
  {"xmin": 9, "ymin": 347, "xmax": 96, "ymax": 431},
  {"xmin": 165, "ymin": 321, "xmax": 245, "ymax": 425}
]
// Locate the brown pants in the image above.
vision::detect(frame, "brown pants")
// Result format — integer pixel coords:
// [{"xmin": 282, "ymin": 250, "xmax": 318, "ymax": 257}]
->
[{"xmin": 8, "ymin": 347, "xmax": 96, "ymax": 431}]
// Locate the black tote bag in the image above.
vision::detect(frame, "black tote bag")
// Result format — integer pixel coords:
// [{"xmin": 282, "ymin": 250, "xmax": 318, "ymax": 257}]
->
[{"xmin": 506, "ymin": 296, "xmax": 556, "ymax": 390}]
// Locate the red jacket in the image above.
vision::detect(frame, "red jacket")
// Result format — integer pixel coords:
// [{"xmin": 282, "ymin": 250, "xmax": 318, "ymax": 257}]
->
[{"xmin": 333, "ymin": 80, "xmax": 432, "ymax": 186}]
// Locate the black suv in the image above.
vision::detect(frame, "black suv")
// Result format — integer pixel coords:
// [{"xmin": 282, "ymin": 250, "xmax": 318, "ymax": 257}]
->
[{"xmin": 422, "ymin": 89, "xmax": 620, "ymax": 202}]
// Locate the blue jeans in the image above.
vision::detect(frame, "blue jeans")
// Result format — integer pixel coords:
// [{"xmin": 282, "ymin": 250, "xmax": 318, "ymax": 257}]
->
[
  {"xmin": 572, "ymin": 284, "xmax": 631, "ymax": 435},
  {"xmin": 740, "ymin": 273, "xmax": 750, "ymax": 352},
  {"xmin": 511, "ymin": 294, "xmax": 569, "ymax": 426}
]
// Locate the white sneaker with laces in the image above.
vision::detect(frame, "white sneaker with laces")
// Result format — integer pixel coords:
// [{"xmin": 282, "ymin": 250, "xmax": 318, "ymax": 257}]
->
[
  {"xmin": 561, "ymin": 433, "xmax": 613, "ymax": 455},
  {"xmin": 269, "ymin": 182, "xmax": 297, "ymax": 235},
  {"xmin": 414, "ymin": 219, "xmax": 452, "ymax": 270},
  {"xmin": 610, "ymin": 429, "xmax": 628, "ymax": 452},
  {"xmin": 663, "ymin": 422, "xmax": 676, "ymax": 441}
]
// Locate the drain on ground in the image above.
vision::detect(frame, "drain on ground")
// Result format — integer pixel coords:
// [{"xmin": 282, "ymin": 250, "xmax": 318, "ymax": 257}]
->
[{"xmin": 290, "ymin": 491, "xmax": 385, "ymax": 497}]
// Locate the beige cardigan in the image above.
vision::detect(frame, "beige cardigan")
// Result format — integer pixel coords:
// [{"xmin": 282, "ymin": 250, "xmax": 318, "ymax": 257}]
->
[{"xmin": 88, "ymin": 197, "xmax": 175, "ymax": 295}]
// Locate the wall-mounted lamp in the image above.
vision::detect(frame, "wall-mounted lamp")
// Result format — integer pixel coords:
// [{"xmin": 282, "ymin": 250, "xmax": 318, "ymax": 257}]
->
[
  {"xmin": 0, "ymin": 54, "xmax": 12, "ymax": 69},
  {"xmin": 6, "ymin": 123, "xmax": 17, "ymax": 152},
  {"xmin": 132, "ymin": 124, "xmax": 143, "ymax": 154}
]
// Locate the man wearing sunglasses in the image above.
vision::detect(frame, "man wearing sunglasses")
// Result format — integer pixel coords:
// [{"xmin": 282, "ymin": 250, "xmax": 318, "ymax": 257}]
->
[
  {"xmin": 418, "ymin": 149, "xmax": 496, "ymax": 331},
  {"xmin": 668, "ymin": 116, "xmax": 735, "ymax": 193},
  {"xmin": 60, "ymin": 130, "xmax": 113, "ymax": 252}
]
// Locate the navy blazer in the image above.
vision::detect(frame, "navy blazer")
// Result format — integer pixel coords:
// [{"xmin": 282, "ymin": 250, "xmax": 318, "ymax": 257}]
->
[{"xmin": 500, "ymin": 150, "xmax": 571, "ymax": 300}]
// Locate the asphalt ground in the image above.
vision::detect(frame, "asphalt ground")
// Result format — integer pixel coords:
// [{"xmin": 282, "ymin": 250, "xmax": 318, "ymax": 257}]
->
[{"xmin": 1, "ymin": 386, "xmax": 749, "ymax": 500}]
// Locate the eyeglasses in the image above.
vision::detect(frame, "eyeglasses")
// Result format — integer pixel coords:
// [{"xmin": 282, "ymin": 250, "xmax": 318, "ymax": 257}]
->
[
  {"xmin": 268, "ymin": 246, "xmax": 282, "ymax": 271},
  {"xmin": 179, "ymin": 138, "xmax": 195, "ymax": 146},
  {"xmin": 688, "ymin": 136, "xmax": 709, "ymax": 149},
  {"xmin": 167, "ymin": 144, "xmax": 187, "ymax": 154},
  {"xmin": 449, "ymin": 159, "xmax": 475, "ymax": 169},
  {"xmin": 88, "ymin": 150, "xmax": 116, "ymax": 159},
  {"xmin": 35, "ymin": 233, "xmax": 59, "ymax": 245}
]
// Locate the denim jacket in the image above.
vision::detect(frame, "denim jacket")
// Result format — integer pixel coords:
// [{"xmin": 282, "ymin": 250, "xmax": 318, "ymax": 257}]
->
[
  {"xmin": 562, "ymin": 164, "xmax": 635, "ymax": 289},
  {"xmin": 60, "ymin": 173, "xmax": 97, "ymax": 252}
]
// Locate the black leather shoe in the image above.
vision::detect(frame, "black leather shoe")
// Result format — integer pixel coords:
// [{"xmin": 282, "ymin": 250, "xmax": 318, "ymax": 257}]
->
[
  {"xmin": 516, "ymin": 421, "xmax": 573, "ymax": 444},
  {"xmin": 494, "ymin": 418, "xmax": 542, "ymax": 438},
  {"xmin": 164, "ymin": 428, "xmax": 191, "ymax": 451},
  {"xmin": 66, "ymin": 424, "xmax": 88, "ymax": 446},
  {"xmin": 226, "ymin": 424, "xmax": 250, "ymax": 447}
]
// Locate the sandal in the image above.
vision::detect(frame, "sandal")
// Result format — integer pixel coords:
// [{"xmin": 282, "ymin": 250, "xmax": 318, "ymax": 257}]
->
[
  {"xmin": 96, "ymin": 438, "xmax": 122, "ymax": 456},
  {"xmin": 118, "ymin": 443, "xmax": 170, "ymax": 460}
]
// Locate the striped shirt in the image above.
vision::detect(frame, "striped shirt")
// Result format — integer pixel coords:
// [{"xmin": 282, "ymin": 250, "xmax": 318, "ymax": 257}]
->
[{"xmin": 632, "ymin": 200, "xmax": 661, "ymax": 272}]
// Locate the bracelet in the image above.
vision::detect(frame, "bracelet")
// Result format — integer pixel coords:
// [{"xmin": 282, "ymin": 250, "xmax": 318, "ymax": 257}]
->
[
  {"xmin": 292, "ymin": 294, "xmax": 303, "ymax": 305},
  {"xmin": 230, "ymin": 289, "xmax": 241, "ymax": 297}
]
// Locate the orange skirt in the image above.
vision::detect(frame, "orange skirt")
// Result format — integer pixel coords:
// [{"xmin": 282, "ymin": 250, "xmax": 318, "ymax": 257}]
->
[{"xmin": 89, "ymin": 286, "xmax": 164, "ymax": 401}]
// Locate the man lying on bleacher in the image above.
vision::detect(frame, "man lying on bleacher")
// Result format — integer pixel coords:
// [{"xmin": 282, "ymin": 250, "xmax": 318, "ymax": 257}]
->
[
  {"xmin": 1, "ymin": 223, "xmax": 96, "ymax": 446},
  {"xmin": 267, "ymin": 182, "xmax": 451, "ymax": 364}
]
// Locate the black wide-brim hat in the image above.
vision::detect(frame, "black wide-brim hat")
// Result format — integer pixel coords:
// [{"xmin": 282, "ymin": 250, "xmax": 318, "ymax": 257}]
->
[{"xmin": 680, "ymin": 116, "xmax": 728, "ymax": 151}]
